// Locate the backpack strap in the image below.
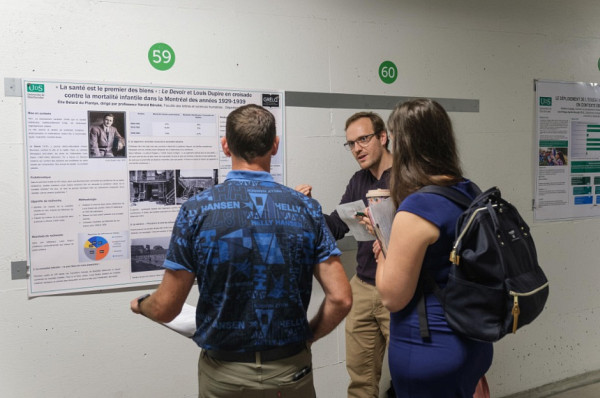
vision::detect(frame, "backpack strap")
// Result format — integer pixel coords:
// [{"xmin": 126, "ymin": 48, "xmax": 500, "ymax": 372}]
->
[
  {"xmin": 416, "ymin": 280, "xmax": 431, "ymax": 340},
  {"xmin": 417, "ymin": 270, "xmax": 442, "ymax": 341},
  {"xmin": 417, "ymin": 185, "xmax": 473, "ymax": 209}
]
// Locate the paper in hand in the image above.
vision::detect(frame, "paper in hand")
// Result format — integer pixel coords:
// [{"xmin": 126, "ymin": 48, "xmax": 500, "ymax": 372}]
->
[
  {"xmin": 335, "ymin": 200, "xmax": 375, "ymax": 241},
  {"xmin": 366, "ymin": 196, "xmax": 396, "ymax": 257},
  {"xmin": 162, "ymin": 303, "xmax": 196, "ymax": 338}
]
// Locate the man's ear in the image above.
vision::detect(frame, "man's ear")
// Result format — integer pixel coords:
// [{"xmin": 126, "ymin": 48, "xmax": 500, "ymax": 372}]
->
[
  {"xmin": 379, "ymin": 130, "xmax": 388, "ymax": 147},
  {"xmin": 221, "ymin": 137, "xmax": 231, "ymax": 157},
  {"xmin": 271, "ymin": 136, "xmax": 280, "ymax": 156}
]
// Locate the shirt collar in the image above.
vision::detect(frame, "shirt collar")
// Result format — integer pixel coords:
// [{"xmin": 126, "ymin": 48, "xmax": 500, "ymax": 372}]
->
[{"xmin": 225, "ymin": 170, "xmax": 274, "ymax": 183}]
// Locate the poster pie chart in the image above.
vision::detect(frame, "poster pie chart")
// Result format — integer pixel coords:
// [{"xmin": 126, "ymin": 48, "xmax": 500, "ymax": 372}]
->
[{"xmin": 84, "ymin": 236, "xmax": 109, "ymax": 261}]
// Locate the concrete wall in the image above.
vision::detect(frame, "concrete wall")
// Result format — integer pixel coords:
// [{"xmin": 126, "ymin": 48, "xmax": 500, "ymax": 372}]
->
[{"xmin": 1, "ymin": 1, "xmax": 599, "ymax": 396}]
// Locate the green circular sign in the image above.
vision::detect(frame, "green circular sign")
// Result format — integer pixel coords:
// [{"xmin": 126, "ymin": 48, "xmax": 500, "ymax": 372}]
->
[
  {"xmin": 148, "ymin": 43, "xmax": 175, "ymax": 71},
  {"xmin": 379, "ymin": 61, "xmax": 398, "ymax": 84}
]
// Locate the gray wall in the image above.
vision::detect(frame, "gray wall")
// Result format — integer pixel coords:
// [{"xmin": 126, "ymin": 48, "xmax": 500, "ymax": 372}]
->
[{"xmin": 1, "ymin": 1, "xmax": 599, "ymax": 397}]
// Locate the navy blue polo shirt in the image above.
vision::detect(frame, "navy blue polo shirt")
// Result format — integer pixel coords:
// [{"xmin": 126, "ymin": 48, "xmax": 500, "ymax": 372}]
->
[{"xmin": 164, "ymin": 170, "xmax": 341, "ymax": 351}]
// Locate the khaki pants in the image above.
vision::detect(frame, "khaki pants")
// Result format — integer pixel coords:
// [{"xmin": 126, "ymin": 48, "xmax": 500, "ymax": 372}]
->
[
  {"xmin": 345, "ymin": 275, "xmax": 390, "ymax": 398},
  {"xmin": 198, "ymin": 345, "xmax": 315, "ymax": 398}
]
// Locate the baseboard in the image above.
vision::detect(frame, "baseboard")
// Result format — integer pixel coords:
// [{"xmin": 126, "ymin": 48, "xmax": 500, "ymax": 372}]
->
[{"xmin": 500, "ymin": 369, "xmax": 600, "ymax": 398}]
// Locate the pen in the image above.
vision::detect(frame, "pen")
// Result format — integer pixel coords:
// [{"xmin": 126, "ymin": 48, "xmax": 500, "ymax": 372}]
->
[{"xmin": 292, "ymin": 366, "xmax": 312, "ymax": 381}]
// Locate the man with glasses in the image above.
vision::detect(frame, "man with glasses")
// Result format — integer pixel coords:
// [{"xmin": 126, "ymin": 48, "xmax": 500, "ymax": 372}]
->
[{"xmin": 296, "ymin": 112, "xmax": 393, "ymax": 398}]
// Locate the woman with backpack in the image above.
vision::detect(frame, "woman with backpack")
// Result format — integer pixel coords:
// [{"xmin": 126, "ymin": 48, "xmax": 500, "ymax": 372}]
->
[{"xmin": 373, "ymin": 98, "xmax": 493, "ymax": 397}]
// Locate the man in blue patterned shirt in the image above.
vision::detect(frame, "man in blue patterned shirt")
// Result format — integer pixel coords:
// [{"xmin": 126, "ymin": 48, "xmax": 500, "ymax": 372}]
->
[{"xmin": 131, "ymin": 104, "xmax": 352, "ymax": 398}]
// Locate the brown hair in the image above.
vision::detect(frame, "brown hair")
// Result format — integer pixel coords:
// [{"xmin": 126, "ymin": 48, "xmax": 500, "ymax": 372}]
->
[
  {"xmin": 387, "ymin": 98, "xmax": 463, "ymax": 207},
  {"xmin": 226, "ymin": 104, "xmax": 276, "ymax": 162}
]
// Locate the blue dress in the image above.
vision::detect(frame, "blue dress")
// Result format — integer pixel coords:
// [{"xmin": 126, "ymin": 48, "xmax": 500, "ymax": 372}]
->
[{"xmin": 388, "ymin": 181, "xmax": 493, "ymax": 397}]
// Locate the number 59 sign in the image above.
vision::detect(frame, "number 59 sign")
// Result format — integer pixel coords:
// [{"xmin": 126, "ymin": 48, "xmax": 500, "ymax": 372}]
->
[{"xmin": 148, "ymin": 43, "xmax": 175, "ymax": 71}]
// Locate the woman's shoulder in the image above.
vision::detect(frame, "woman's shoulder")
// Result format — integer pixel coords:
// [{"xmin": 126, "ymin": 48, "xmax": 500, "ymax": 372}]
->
[
  {"xmin": 401, "ymin": 190, "xmax": 452, "ymax": 210},
  {"xmin": 399, "ymin": 180, "xmax": 477, "ymax": 225},
  {"xmin": 452, "ymin": 179, "xmax": 480, "ymax": 200}
]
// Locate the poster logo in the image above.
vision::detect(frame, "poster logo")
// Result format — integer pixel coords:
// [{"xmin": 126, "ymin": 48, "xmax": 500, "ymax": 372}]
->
[
  {"xmin": 262, "ymin": 94, "xmax": 280, "ymax": 108},
  {"xmin": 27, "ymin": 83, "xmax": 45, "ymax": 93},
  {"xmin": 539, "ymin": 97, "xmax": 552, "ymax": 106}
]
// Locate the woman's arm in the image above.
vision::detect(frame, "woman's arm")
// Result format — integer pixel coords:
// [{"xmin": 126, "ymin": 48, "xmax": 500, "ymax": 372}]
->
[{"xmin": 375, "ymin": 211, "xmax": 440, "ymax": 312}]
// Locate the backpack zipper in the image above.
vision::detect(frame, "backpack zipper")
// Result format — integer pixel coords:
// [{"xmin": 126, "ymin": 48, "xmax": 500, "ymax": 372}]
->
[
  {"xmin": 509, "ymin": 282, "xmax": 549, "ymax": 333},
  {"xmin": 449, "ymin": 206, "xmax": 491, "ymax": 265}
]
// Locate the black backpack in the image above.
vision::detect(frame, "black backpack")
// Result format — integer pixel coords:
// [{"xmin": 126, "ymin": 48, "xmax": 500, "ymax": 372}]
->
[{"xmin": 416, "ymin": 184, "xmax": 549, "ymax": 342}]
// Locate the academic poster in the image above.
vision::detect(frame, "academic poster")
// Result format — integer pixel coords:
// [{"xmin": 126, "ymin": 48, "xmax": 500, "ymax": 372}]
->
[
  {"xmin": 22, "ymin": 79, "xmax": 284, "ymax": 296},
  {"xmin": 534, "ymin": 80, "xmax": 600, "ymax": 221}
]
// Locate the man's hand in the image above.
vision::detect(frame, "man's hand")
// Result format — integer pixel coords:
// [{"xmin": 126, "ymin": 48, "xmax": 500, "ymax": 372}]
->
[
  {"xmin": 295, "ymin": 184, "xmax": 312, "ymax": 197},
  {"xmin": 130, "ymin": 294, "xmax": 148, "ymax": 315},
  {"xmin": 129, "ymin": 269, "xmax": 195, "ymax": 323}
]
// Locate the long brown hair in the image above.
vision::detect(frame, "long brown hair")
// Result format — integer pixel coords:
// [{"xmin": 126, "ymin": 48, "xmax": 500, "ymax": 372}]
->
[{"xmin": 388, "ymin": 98, "xmax": 463, "ymax": 207}]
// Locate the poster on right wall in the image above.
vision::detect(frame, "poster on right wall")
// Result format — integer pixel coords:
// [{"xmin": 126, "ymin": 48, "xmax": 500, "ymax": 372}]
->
[{"xmin": 535, "ymin": 79, "xmax": 600, "ymax": 221}]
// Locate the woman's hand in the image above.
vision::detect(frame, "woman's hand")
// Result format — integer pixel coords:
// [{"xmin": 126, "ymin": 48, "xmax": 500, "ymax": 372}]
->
[
  {"xmin": 356, "ymin": 208, "xmax": 375, "ymax": 235},
  {"xmin": 372, "ymin": 239, "xmax": 383, "ymax": 261},
  {"xmin": 375, "ymin": 211, "xmax": 440, "ymax": 312}
]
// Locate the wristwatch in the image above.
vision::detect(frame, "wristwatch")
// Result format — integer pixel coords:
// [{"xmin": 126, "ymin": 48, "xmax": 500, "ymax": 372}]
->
[{"xmin": 137, "ymin": 293, "xmax": 151, "ymax": 315}]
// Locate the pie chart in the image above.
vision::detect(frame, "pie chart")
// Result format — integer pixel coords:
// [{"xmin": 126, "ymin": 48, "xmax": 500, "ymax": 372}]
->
[{"xmin": 84, "ymin": 236, "xmax": 110, "ymax": 261}]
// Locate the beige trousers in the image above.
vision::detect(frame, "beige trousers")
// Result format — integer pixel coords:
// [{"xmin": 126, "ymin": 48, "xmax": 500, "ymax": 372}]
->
[
  {"xmin": 198, "ymin": 345, "xmax": 315, "ymax": 398},
  {"xmin": 345, "ymin": 275, "xmax": 391, "ymax": 398}
]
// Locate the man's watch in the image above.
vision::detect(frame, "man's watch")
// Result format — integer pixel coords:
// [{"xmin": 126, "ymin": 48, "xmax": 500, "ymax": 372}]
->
[{"xmin": 137, "ymin": 293, "xmax": 151, "ymax": 315}]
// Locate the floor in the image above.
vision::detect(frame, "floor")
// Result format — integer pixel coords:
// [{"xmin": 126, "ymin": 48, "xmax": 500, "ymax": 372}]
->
[{"xmin": 546, "ymin": 381, "xmax": 600, "ymax": 398}]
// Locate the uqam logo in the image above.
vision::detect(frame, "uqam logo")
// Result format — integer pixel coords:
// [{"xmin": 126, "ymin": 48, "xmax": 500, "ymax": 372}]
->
[{"xmin": 27, "ymin": 83, "xmax": 45, "ymax": 93}]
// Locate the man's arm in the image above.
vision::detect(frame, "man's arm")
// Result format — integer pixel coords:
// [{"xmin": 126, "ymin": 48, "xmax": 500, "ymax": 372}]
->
[
  {"xmin": 112, "ymin": 128, "xmax": 125, "ymax": 152},
  {"xmin": 294, "ymin": 184, "xmax": 350, "ymax": 240},
  {"xmin": 323, "ymin": 212, "xmax": 350, "ymax": 240},
  {"xmin": 309, "ymin": 255, "xmax": 352, "ymax": 342},
  {"xmin": 130, "ymin": 269, "xmax": 195, "ymax": 323},
  {"xmin": 89, "ymin": 127, "xmax": 100, "ymax": 157},
  {"xmin": 113, "ymin": 127, "xmax": 123, "ymax": 139}
]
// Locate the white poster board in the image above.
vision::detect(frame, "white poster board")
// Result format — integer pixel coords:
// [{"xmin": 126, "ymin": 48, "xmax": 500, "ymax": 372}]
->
[
  {"xmin": 535, "ymin": 79, "xmax": 600, "ymax": 221},
  {"xmin": 22, "ymin": 79, "xmax": 284, "ymax": 296}
]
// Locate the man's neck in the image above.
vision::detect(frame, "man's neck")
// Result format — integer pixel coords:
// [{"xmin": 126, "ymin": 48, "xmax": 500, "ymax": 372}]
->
[
  {"xmin": 231, "ymin": 155, "xmax": 271, "ymax": 173},
  {"xmin": 368, "ymin": 150, "xmax": 392, "ymax": 180}
]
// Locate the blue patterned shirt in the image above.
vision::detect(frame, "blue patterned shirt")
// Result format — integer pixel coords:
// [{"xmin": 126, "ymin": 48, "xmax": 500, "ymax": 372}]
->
[{"xmin": 164, "ymin": 170, "xmax": 341, "ymax": 351}]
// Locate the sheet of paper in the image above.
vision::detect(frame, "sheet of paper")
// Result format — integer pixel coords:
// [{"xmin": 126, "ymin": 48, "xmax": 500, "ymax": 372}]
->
[
  {"xmin": 162, "ymin": 303, "xmax": 196, "ymax": 338},
  {"xmin": 335, "ymin": 200, "xmax": 375, "ymax": 241}
]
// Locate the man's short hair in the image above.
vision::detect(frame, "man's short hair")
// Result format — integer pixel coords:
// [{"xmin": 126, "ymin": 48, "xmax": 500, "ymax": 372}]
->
[
  {"xmin": 226, "ymin": 104, "xmax": 276, "ymax": 162},
  {"xmin": 345, "ymin": 111, "xmax": 389, "ymax": 149}
]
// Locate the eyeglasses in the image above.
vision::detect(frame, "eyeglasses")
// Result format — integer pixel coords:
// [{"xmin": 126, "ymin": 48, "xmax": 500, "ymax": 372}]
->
[{"xmin": 343, "ymin": 133, "xmax": 377, "ymax": 151}]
